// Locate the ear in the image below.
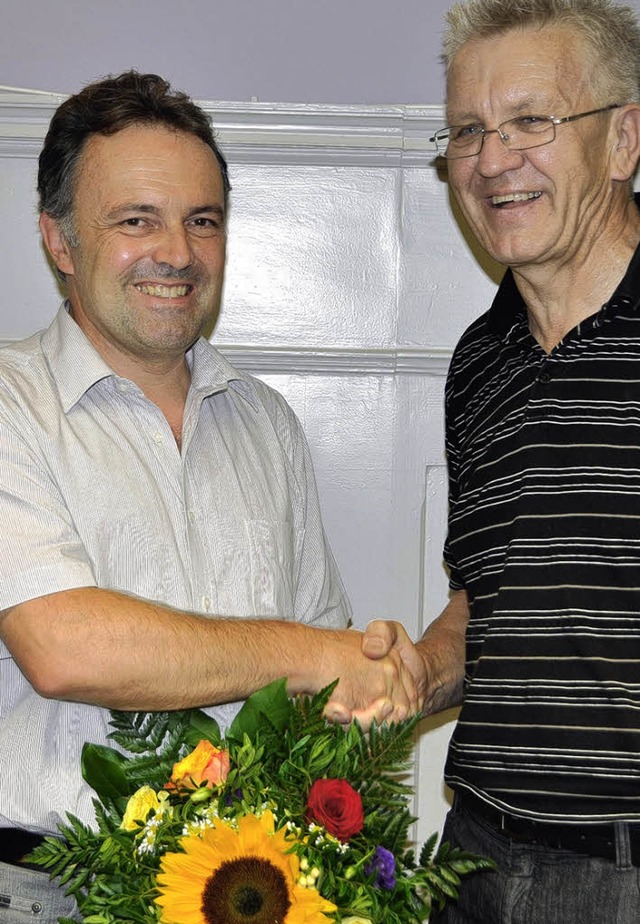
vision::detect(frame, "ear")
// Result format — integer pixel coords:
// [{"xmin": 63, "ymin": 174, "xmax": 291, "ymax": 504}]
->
[
  {"xmin": 39, "ymin": 212, "xmax": 76, "ymax": 276},
  {"xmin": 610, "ymin": 104, "xmax": 640, "ymax": 182}
]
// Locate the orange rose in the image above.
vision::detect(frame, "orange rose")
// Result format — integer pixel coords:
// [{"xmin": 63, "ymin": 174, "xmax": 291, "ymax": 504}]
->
[{"xmin": 165, "ymin": 740, "xmax": 230, "ymax": 792}]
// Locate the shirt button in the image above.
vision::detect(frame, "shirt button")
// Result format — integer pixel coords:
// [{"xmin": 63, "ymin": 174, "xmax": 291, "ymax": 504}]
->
[
  {"xmin": 188, "ymin": 510, "xmax": 195, "ymax": 523},
  {"xmin": 202, "ymin": 596, "xmax": 211, "ymax": 611},
  {"xmin": 31, "ymin": 903, "xmax": 43, "ymax": 914},
  {"xmin": 153, "ymin": 431, "xmax": 164, "ymax": 444},
  {"xmin": 538, "ymin": 371, "xmax": 551, "ymax": 384}
]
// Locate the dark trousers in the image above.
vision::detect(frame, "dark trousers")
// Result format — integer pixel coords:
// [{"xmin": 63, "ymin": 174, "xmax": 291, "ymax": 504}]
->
[{"xmin": 430, "ymin": 798, "xmax": 640, "ymax": 924}]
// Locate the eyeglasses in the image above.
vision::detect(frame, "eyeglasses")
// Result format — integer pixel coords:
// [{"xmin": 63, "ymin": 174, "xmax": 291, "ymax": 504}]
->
[{"xmin": 430, "ymin": 104, "xmax": 621, "ymax": 159}]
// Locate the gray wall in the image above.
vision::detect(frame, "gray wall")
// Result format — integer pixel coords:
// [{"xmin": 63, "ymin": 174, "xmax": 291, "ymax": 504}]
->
[
  {"xmin": 6, "ymin": 0, "xmax": 640, "ymax": 106},
  {"xmin": 4, "ymin": 0, "xmax": 445, "ymax": 104}
]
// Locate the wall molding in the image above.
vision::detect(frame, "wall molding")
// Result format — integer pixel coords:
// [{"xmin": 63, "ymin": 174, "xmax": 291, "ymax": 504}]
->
[
  {"xmin": 0, "ymin": 89, "xmax": 445, "ymax": 166},
  {"xmin": 0, "ymin": 339, "xmax": 452, "ymax": 376},
  {"xmin": 219, "ymin": 344, "xmax": 452, "ymax": 375}
]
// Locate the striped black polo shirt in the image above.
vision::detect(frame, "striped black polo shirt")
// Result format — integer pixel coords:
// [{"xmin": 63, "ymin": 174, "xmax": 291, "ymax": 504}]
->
[{"xmin": 443, "ymin": 241, "xmax": 640, "ymax": 822}]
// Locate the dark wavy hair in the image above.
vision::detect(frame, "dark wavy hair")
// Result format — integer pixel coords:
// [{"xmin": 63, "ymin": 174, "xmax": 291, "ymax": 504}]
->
[{"xmin": 38, "ymin": 70, "xmax": 231, "ymax": 242}]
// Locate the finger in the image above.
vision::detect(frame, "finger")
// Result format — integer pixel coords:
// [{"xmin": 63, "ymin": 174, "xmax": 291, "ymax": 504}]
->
[
  {"xmin": 381, "ymin": 647, "xmax": 418, "ymax": 714},
  {"xmin": 376, "ymin": 657, "xmax": 413, "ymax": 723},
  {"xmin": 361, "ymin": 621, "xmax": 424, "ymax": 718},
  {"xmin": 396, "ymin": 643, "xmax": 428, "ymax": 710},
  {"xmin": 323, "ymin": 700, "xmax": 353, "ymax": 724},
  {"xmin": 387, "ymin": 687, "xmax": 411, "ymax": 722},
  {"xmin": 373, "ymin": 622, "xmax": 427, "ymax": 711},
  {"xmin": 349, "ymin": 696, "xmax": 394, "ymax": 730}
]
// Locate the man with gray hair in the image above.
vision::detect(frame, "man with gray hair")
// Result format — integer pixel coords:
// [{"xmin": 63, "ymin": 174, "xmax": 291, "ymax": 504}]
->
[{"xmin": 365, "ymin": 0, "xmax": 640, "ymax": 920}]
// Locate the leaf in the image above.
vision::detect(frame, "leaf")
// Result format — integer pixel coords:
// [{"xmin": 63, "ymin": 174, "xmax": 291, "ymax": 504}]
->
[
  {"xmin": 419, "ymin": 831, "xmax": 439, "ymax": 866},
  {"xmin": 184, "ymin": 709, "xmax": 221, "ymax": 747},
  {"xmin": 226, "ymin": 677, "xmax": 291, "ymax": 742},
  {"xmin": 81, "ymin": 743, "xmax": 130, "ymax": 801},
  {"xmin": 436, "ymin": 865, "xmax": 462, "ymax": 886}
]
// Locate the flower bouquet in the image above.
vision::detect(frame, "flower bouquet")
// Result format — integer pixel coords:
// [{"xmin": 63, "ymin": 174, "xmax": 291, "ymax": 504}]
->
[{"xmin": 30, "ymin": 679, "xmax": 493, "ymax": 924}]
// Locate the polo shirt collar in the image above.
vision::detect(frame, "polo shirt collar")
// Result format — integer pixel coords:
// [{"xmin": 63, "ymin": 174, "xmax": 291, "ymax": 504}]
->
[
  {"xmin": 609, "ymin": 232, "xmax": 640, "ymax": 311},
  {"xmin": 487, "ymin": 270, "xmax": 530, "ymax": 345},
  {"xmin": 43, "ymin": 303, "xmax": 257, "ymax": 413}
]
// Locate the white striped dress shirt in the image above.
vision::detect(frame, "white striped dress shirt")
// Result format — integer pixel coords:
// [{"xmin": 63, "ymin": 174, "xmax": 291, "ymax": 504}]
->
[{"xmin": 0, "ymin": 305, "xmax": 350, "ymax": 833}]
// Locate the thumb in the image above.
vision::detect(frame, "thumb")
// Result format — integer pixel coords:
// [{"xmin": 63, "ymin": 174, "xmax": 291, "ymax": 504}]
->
[{"xmin": 362, "ymin": 619, "xmax": 397, "ymax": 659}]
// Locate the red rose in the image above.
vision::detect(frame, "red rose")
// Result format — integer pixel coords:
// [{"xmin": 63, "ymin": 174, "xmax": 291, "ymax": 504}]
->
[{"xmin": 306, "ymin": 778, "xmax": 364, "ymax": 842}]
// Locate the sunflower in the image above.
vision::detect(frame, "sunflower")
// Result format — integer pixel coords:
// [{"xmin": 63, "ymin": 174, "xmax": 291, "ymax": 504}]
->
[{"xmin": 155, "ymin": 809, "xmax": 336, "ymax": 924}]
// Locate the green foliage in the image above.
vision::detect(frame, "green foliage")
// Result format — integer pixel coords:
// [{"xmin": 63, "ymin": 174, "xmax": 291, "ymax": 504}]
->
[
  {"xmin": 28, "ymin": 680, "xmax": 494, "ymax": 924},
  {"xmin": 226, "ymin": 676, "xmax": 292, "ymax": 742},
  {"xmin": 81, "ymin": 746, "xmax": 129, "ymax": 804}
]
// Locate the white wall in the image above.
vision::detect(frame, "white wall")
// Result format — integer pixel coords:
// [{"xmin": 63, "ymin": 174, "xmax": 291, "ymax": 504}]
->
[{"xmin": 0, "ymin": 91, "xmax": 502, "ymax": 842}]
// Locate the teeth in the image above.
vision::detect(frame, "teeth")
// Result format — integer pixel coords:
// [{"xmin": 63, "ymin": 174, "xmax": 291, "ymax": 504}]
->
[
  {"xmin": 135, "ymin": 284, "xmax": 190, "ymax": 297},
  {"xmin": 491, "ymin": 191, "xmax": 542, "ymax": 205}
]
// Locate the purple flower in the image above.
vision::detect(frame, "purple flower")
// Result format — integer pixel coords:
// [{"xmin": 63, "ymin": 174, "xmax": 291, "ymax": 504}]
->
[{"xmin": 365, "ymin": 845, "xmax": 397, "ymax": 890}]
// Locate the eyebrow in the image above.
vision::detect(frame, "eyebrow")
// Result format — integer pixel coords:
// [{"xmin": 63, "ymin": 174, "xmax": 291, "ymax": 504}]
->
[
  {"xmin": 447, "ymin": 96, "xmax": 551, "ymax": 124},
  {"xmin": 187, "ymin": 204, "xmax": 226, "ymax": 222},
  {"xmin": 105, "ymin": 203, "xmax": 226, "ymax": 221}
]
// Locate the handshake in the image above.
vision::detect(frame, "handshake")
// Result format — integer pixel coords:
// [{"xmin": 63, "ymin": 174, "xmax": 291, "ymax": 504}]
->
[{"xmin": 314, "ymin": 619, "xmax": 429, "ymax": 730}]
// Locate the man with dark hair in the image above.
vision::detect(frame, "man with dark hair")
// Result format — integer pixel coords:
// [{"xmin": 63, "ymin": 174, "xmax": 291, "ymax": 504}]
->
[
  {"xmin": 0, "ymin": 71, "xmax": 420, "ymax": 922},
  {"xmin": 364, "ymin": 0, "xmax": 640, "ymax": 920}
]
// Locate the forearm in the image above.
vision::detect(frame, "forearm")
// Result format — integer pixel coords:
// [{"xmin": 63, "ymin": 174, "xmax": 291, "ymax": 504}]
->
[
  {"xmin": 418, "ymin": 589, "xmax": 469, "ymax": 715},
  {"xmin": 0, "ymin": 587, "xmax": 412, "ymax": 716},
  {"xmin": 0, "ymin": 587, "xmax": 304, "ymax": 708}
]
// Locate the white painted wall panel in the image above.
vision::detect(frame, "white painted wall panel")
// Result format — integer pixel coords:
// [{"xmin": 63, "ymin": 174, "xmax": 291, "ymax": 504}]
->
[
  {"xmin": 220, "ymin": 165, "xmax": 399, "ymax": 348},
  {"xmin": 1, "ymin": 155, "xmax": 60, "ymax": 338},
  {"xmin": 400, "ymin": 166, "xmax": 502, "ymax": 349}
]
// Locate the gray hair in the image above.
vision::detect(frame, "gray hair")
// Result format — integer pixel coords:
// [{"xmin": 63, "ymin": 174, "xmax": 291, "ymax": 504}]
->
[{"xmin": 443, "ymin": 0, "xmax": 640, "ymax": 103}]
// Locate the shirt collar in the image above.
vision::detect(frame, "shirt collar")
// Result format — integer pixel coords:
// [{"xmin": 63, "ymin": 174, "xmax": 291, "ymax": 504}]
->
[
  {"xmin": 487, "ymin": 269, "xmax": 528, "ymax": 344},
  {"xmin": 43, "ymin": 303, "xmax": 258, "ymax": 413},
  {"xmin": 188, "ymin": 337, "xmax": 259, "ymax": 410},
  {"xmin": 608, "ymin": 229, "xmax": 640, "ymax": 311}
]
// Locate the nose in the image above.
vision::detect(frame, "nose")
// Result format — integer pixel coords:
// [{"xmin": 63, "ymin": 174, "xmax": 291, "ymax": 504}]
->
[
  {"xmin": 151, "ymin": 223, "xmax": 194, "ymax": 270},
  {"xmin": 475, "ymin": 129, "xmax": 525, "ymax": 176}
]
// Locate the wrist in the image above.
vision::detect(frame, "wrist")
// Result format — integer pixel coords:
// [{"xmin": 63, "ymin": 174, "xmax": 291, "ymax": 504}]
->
[{"xmin": 284, "ymin": 623, "xmax": 339, "ymax": 697}]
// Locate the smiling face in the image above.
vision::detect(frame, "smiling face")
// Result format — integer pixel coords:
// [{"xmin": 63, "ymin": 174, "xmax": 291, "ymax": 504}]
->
[
  {"xmin": 40, "ymin": 123, "xmax": 227, "ymax": 370},
  {"xmin": 445, "ymin": 25, "xmax": 620, "ymax": 272}
]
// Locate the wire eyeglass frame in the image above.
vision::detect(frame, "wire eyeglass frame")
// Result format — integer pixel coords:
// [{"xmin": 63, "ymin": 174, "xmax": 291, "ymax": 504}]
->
[{"xmin": 430, "ymin": 104, "xmax": 621, "ymax": 159}]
